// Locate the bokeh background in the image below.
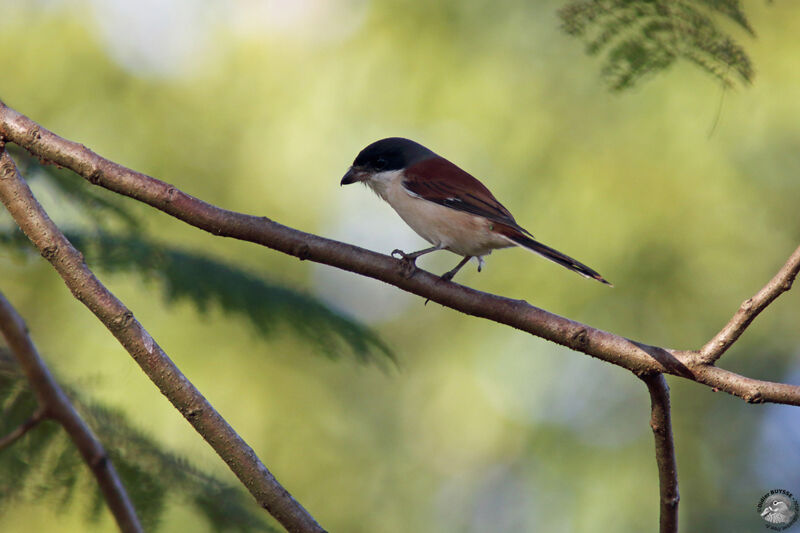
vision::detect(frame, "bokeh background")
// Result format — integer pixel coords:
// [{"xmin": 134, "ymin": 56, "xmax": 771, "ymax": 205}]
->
[{"xmin": 2, "ymin": 1, "xmax": 800, "ymax": 531}]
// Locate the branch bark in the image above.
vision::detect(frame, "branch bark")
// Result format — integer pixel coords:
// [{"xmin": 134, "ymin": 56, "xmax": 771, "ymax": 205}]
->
[
  {"xmin": 641, "ymin": 373, "xmax": 679, "ymax": 533},
  {"xmin": 0, "ymin": 292, "xmax": 143, "ymax": 533},
  {"xmin": 699, "ymin": 246, "xmax": 800, "ymax": 364},
  {"xmin": 1, "ymin": 100, "xmax": 798, "ymax": 406},
  {"xmin": 0, "ymin": 147, "xmax": 326, "ymax": 533}
]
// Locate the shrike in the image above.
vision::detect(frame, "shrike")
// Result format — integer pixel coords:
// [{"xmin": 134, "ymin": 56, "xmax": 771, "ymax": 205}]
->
[{"xmin": 341, "ymin": 137, "xmax": 610, "ymax": 285}]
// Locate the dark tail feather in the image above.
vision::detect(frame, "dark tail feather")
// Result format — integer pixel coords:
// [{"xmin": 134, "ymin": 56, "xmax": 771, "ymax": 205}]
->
[{"xmin": 503, "ymin": 232, "xmax": 612, "ymax": 286}]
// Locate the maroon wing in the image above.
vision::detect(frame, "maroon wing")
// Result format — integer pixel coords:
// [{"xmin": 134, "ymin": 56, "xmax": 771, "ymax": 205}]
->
[{"xmin": 403, "ymin": 157, "xmax": 533, "ymax": 237}]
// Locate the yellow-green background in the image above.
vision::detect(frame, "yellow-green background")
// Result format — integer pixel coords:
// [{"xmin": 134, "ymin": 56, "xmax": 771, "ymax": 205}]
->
[{"xmin": 2, "ymin": 1, "xmax": 799, "ymax": 531}]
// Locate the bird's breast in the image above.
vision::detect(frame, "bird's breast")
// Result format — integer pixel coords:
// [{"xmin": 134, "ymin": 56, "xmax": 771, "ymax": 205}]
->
[{"xmin": 369, "ymin": 174, "xmax": 510, "ymax": 257}]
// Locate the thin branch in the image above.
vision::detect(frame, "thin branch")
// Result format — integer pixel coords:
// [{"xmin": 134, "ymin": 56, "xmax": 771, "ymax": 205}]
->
[
  {"xmin": 0, "ymin": 292, "xmax": 143, "ymax": 533},
  {"xmin": 641, "ymin": 373, "xmax": 679, "ymax": 533},
  {"xmin": 699, "ymin": 245, "xmax": 800, "ymax": 363},
  {"xmin": 0, "ymin": 101, "xmax": 797, "ymax": 406},
  {"xmin": 0, "ymin": 407, "xmax": 46, "ymax": 451},
  {"xmin": 0, "ymin": 149, "xmax": 326, "ymax": 533}
]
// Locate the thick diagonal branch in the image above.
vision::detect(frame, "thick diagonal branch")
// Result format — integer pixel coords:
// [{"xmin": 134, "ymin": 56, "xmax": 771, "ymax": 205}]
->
[
  {"xmin": 0, "ymin": 148, "xmax": 326, "ymax": 533},
  {"xmin": 699, "ymin": 246, "xmax": 800, "ymax": 363},
  {"xmin": 641, "ymin": 373, "xmax": 679, "ymax": 533},
  {"xmin": 0, "ymin": 292, "xmax": 143, "ymax": 533},
  {"xmin": 1, "ymin": 101, "xmax": 797, "ymax": 405}
]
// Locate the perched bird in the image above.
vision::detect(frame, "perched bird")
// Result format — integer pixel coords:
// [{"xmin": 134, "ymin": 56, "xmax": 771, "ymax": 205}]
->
[{"xmin": 341, "ymin": 137, "xmax": 610, "ymax": 285}]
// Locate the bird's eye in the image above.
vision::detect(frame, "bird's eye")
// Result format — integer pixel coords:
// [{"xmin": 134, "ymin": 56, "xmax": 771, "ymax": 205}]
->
[{"xmin": 374, "ymin": 157, "xmax": 387, "ymax": 170}]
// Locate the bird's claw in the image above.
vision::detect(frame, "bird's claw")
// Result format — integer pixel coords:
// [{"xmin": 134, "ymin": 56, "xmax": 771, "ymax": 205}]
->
[
  {"xmin": 391, "ymin": 249, "xmax": 412, "ymax": 260},
  {"xmin": 391, "ymin": 249, "xmax": 418, "ymax": 278}
]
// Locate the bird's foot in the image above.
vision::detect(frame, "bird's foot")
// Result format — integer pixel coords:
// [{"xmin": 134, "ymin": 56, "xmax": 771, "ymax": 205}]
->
[
  {"xmin": 440, "ymin": 270, "xmax": 456, "ymax": 282},
  {"xmin": 391, "ymin": 249, "xmax": 418, "ymax": 278},
  {"xmin": 391, "ymin": 249, "xmax": 414, "ymax": 261},
  {"xmin": 424, "ymin": 270, "xmax": 457, "ymax": 306}
]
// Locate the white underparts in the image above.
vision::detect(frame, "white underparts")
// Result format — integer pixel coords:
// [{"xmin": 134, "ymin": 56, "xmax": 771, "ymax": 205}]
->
[{"xmin": 364, "ymin": 170, "xmax": 511, "ymax": 258}]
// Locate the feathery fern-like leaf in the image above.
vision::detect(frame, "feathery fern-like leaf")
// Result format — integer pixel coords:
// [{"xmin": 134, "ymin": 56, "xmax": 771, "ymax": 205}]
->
[
  {"xmin": 0, "ymin": 350, "xmax": 275, "ymax": 531},
  {"xmin": 559, "ymin": 0, "xmax": 756, "ymax": 90},
  {"xmin": 0, "ymin": 228, "xmax": 393, "ymax": 364}
]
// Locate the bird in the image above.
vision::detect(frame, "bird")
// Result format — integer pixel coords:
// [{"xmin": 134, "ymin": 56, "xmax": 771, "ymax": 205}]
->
[
  {"xmin": 761, "ymin": 496, "xmax": 795, "ymax": 524},
  {"xmin": 340, "ymin": 137, "xmax": 610, "ymax": 285}
]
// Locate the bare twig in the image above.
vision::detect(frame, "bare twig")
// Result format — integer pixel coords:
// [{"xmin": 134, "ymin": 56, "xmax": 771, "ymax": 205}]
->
[
  {"xmin": 0, "ymin": 148, "xmax": 326, "ymax": 533},
  {"xmin": 641, "ymin": 373, "xmax": 679, "ymax": 533},
  {"xmin": 0, "ymin": 407, "xmax": 46, "ymax": 451},
  {"xmin": 0, "ymin": 292, "xmax": 143, "ymax": 533},
  {"xmin": 699, "ymin": 245, "xmax": 800, "ymax": 364},
  {"xmin": 0, "ymin": 100, "xmax": 797, "ymax": 406}
]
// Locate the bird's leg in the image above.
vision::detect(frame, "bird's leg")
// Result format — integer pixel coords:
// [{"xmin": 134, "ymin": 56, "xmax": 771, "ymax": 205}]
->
[
  {"xmin": 391, "ymin": 245, "xmax": 442, "ymax": 278},
  {"xmin": 391, "ymin": 245, "xmax": 441, "ymax": 262},
  {"xmin": 440, "ymin": 256, "xmax": 472, "ymax": 281},
  {"xmin": 423, "ymin": 256, "xmax": 473, "ymax": 304}
]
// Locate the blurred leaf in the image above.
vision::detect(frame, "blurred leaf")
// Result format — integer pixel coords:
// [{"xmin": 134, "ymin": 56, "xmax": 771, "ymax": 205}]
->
[
  {"xmin": 0, "ymin": 349, "xmax": 275, "ymax": 532},
  {"xmin": 559, "ymin": 0, "xmax": 756, "ymax": 90},
  {"xmin": 0, "ymin": 228, "xmax": 393, "ymax": 364}
]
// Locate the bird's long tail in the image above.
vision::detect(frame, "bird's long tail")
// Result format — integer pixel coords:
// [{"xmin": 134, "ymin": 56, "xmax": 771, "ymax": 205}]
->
[{"xmin": 501, "ymin": 231, "xmax": 612, "ymax": 286}]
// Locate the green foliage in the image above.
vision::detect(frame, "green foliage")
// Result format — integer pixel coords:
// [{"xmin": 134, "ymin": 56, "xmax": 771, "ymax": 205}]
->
[
  {"xmin": 559, "ymin": 0, "xmax": 756, "ymax": 90},
  {"xmin": 68, "ymin": 231, "xmax": 393, "ymax": 363},
  {"xmin": 0, "ymin": 349, "xmax": 275, "ymax": 532},
  {"xmin": 3, "ymin": 148, "xmax": 393, "ymax": 364},
  {"xmin": 0, "ymin": 226, "xmax": 392, "ymax": 364}
]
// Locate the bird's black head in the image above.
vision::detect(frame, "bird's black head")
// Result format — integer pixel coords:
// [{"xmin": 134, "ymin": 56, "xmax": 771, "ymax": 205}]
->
[{"xmin": 341, "ymin": 137, "xmax": 436, "ymax": 185}]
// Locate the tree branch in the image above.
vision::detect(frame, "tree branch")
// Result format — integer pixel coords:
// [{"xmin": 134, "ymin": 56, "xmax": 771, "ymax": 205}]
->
[
  {"xmin": 0, "ymin": 292, "xmax": 143, "ymax": 533},
  {"xmin": 641, "ymin": 373, "xmax": 679, "ymax": 533},
  {"xmin": 0, "ymin": 407, "xmax": 46, "ymax": 451},
  {"xmin": 699, "ymin": 245, "xmax": 800, "ymax": 364},
  {"xmin": 0, "ymin": 100, "xmax": 797, "ymax": 405},
  {"xmin": 0, "ymin": 148, "xmax": 326, "ymax": 533}
]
